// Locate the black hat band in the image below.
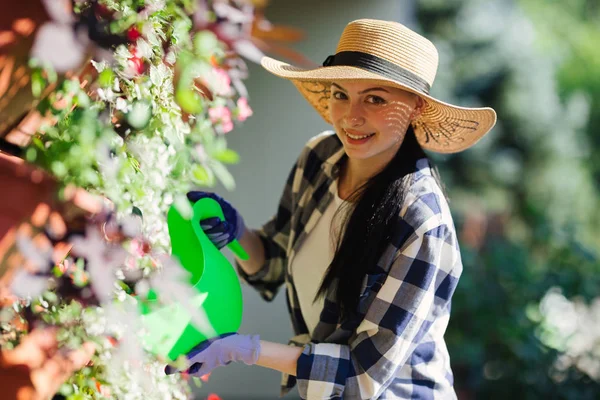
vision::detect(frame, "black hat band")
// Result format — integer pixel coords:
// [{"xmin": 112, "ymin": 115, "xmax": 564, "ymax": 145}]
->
[{"xmin": 322, "ymin": 51, "xmax": 431, "ymax": 95}]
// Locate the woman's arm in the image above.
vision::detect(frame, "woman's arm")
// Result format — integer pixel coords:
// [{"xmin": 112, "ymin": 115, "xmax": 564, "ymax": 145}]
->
[
  {"xmin": 235, "ymin": 227, "xmax": 266, "ymax": 276},
  {"xmin": 256, "ymin": 340, "xmax": 303, "ymax": 376},
  {"xmin": 292, "ymin": 215, "xmax": 462, "ymax": 399}
]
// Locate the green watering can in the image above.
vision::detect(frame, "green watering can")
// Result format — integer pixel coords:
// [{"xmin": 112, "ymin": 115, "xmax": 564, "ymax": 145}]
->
[{"xmin": 138, "ymin": 198, "xmax": 249, "ymax": 361}]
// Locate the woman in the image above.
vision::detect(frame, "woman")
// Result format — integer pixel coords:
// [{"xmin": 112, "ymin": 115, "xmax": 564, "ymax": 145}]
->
[{"xmin": 168, "ymin": 19, "xmax": 497, "ymax": 399}]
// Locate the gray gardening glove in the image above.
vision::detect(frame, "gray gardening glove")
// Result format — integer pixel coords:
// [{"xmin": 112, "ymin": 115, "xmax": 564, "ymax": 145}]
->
[{"xmin": 164, "ymin": 333, "xmax": 261, "ymax": 377}]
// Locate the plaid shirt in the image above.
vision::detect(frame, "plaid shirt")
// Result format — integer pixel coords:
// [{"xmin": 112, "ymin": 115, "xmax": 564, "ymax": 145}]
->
[{"xmin": 236, "ymin": 131, "xmax": 461, "ymax": 399}]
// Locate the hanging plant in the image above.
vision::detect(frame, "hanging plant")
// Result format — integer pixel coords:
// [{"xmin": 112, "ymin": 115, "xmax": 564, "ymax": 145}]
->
[{"xmin": 0, "ymin": 1, "xmax": 307, "ymax": 399}]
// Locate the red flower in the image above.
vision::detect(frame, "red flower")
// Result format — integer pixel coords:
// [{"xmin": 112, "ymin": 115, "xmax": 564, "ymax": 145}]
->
[
  {"xmin": 130, "ymin": 57, "xmax": 145, "ymax": 74},
  {"xmin": 127, "ymin": 48, "xmax": 147, "ymax": 75},
  {"xmin": 94, "ymin": 4, "xmax": 114, "ymax": 19},
  {"xmin": 207, "ymin": 394, "xmax": 222, "ymax": 400},
  {"xmin": 127, "ymin": 26, "xmax": 142, "ymax": 42}
]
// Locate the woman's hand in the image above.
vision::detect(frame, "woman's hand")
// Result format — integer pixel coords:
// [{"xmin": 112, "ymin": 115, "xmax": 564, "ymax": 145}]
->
[
  {"xmin": 165, "ymin": 335, "xmax": 304, "ymax": 378},
  {"xmin": 0, "ymin": 328, "xmax": 95, "ymax": 400},
  {"xmin": 165, "ymin": 333, "xmax": 261, "ymax": 377},
  {"xmin": 187, "ymin": 191, "xmax": 246, "ymax": 249}
]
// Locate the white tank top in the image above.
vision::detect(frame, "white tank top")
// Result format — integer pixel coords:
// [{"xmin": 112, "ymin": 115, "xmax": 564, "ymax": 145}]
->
[{"xmin": 290, "ymin": 180, "xmax": 347, "ymax": 336}]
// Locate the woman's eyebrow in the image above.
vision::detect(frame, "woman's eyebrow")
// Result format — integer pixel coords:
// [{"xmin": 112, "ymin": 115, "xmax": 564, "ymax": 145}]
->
[
  {"xmin": 331, "ymin": 83, "xmax": 390, "ymax": 94},
  {"xmin": 331, "ymin": 83, "xmax": 347, "ymax": 91},
  {"xmin": 359, "ymin": 87, "xmax": 390, "ymax": 94}
]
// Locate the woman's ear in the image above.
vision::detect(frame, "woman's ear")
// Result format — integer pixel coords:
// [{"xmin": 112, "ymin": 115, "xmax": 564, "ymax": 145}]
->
[{"xmin": 410, "ymin": 96, "xmax": 425, "ymax": 121}]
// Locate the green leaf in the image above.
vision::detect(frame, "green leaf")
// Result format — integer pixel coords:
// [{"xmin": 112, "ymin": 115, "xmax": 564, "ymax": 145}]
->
[
  {"xmin": 59, "ymin": 383, "xmax": 74, "ymax": 396},
  {"xmin": 191, "ymin": 164, "xmax": 214, "ymax": 185},
  {"xmin": 25, "ymin": 147, "xmax": 37, "ymax": 162},
  {"xmin": 192, "ymin": 376, "xmax": 203, "ymax": 388},
  {"xmin": 132, "ymin": 206, "xmax": 143, "ymax": 219},
  {"xmin": 98, "ymin": 69, "xmax": 114, "ymax": 88},
  {"xmin": 90, "ymin": 59, "xmax": 106, "ymax": 73},
  {"xmin": 45, "ymin": 66, "xmax": 57, "ymax": 84},
  {"xmin": 193, "ymin": 31, "xmax": 218, "ymax": 55},
  {"xmin": 213, "ymin": 148, "xmax": 240, "ymax": 164},
  {"xmin": 149, "ymin": 65, "xmax": 164, "ymax": 87},
  {"xmin": 175, "ymin": 89, "xmax": 203, "ymax": 114},
  {"xmin": 74, "ymin": 93, "xmax": 90, "ymax": 108},
  {"xmin": 210, "ymin": 160, "xmax": 235, "ymax": 190},
  {"xmin": 31, "ymin": 69, "xmax": 45, "ymax": 98},
  {"xmin": 51, "ymin": 161, "xmax": 68, "ymax": 178}
]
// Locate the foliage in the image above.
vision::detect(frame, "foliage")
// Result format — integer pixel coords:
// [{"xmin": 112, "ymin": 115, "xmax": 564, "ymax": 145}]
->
[
  {"xmin": 415, "ymin": 0, "xmax": 600, "ymax": 398},
  {"xmin": 1, "ymin": 1, "xmax": 265, "ymax": 399},
  {"xmin": 26, "ymin": 1, "xmax": 252, "ymax": 250}
]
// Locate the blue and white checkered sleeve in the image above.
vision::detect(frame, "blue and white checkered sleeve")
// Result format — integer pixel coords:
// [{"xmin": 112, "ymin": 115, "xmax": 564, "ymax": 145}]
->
[{"xmin": 295, "ymin": 211, "xmax": 461, "ymax": 399}]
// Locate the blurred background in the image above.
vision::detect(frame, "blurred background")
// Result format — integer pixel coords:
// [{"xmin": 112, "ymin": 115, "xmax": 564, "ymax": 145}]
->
[{"xmin": 204, "ymin": 0, "xmax": 600, "ymax": 399}]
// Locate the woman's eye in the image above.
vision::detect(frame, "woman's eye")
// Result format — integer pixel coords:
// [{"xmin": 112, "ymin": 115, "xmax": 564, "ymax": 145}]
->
[
  {"xmin": 366, "ymin": 95, "xmax": 386, "ymax": 105},
  {"xmin": 332, "ymin": 91, "xmax": 348, "ymax": 100}
]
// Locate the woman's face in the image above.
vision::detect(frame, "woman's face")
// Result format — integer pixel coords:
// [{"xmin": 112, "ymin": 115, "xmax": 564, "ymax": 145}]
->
[{"xmin": 328, "ymin": 81, "xmax": 422, "ymax": 163}]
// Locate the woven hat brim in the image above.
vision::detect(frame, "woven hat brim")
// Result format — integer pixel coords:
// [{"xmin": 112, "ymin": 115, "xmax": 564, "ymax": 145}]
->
[{"xmin": 262, "ymin": 56, "xmax": 497, "ymax": 154}]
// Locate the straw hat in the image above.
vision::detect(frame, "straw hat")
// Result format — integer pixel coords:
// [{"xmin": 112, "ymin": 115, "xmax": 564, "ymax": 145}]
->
[{"xmin": 261, "ymin": 19, "xmax": 497, "ymax": 154}]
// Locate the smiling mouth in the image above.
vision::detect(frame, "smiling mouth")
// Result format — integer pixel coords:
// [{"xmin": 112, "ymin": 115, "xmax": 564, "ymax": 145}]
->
[{"xmin": 344, "ymin": 129, "xmax": 375, "ymax": 140}]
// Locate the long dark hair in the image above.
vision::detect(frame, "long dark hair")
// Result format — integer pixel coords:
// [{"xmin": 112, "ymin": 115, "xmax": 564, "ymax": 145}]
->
[{"xmin": 315, "ymin": 125, "xmax": 444, "ymax": 318}]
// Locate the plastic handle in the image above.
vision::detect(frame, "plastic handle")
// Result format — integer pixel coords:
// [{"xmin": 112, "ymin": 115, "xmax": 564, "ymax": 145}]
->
[{"xmin": 190, "ymin": 197, "xmax": 249, "ymax": 260}]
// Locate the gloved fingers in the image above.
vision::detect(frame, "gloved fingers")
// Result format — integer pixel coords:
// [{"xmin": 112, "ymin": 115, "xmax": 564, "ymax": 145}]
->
[
  {"xmin": 208, "ymin": 234, "xmax": 230, "ymax": 248},
  {"xmin": 164, "ymin": 364, "xmax": 178, "ymax": 375},
  {"xmin": 186, "ymin": 191, "xmax": 213, "ymax": 202},
  {"xmin": 188, "ymin": 361, "xmax": 204, "ymax": 375},
  {"xmin": 206, "ymin": 232, "xmax": 227, "ymax": 240},
  {"xmin": 191, "ymin": 362, "xmax": 216, "ymax": 377},
  {"xmin": 213, "ymin": 237, "xmax": 231, "ymax": 249},
  {"xmin": 200, "ymin": 217, "xmax": 222, "ymax": 230},
  {"xmin": 164, "ymin": 333, "xmax": 238, "ymax": 376},
  {"xmin": 203, "ymin": 222, "xmax": 229, "ymax": 235}
]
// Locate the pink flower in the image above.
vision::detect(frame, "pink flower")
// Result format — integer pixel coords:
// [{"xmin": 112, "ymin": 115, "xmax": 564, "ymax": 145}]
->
[
  {"xmin": 236, "ymin": 97, "xmax": 253, "ymax": 121},
  {"xmin": 209, "ymin": 106, "xmax": 234, "ymax": 133},
  {"xmin": 129, "ymin": 238, "xmax": 148, "ymax": 257},
  {"xmin": 201, "ymin": 68, "xmax": 232, "ymax": 96},
  {"xmin": 58, "ymin": 259, "xmax": 70, "ymax": 274},
  {"xmin": 214, "ymin": 68, "xmax": 231, "ymax": 90},
  {"xmin": 200, "ymin": 372, "xmax": 211, "ymax": 382},
  {"xmin": 221, "ymin": 119, "xmax": 234, "ymax": 133}
]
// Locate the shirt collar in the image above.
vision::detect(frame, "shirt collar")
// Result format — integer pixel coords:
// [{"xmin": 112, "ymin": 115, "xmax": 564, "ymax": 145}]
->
[
  {"xmin": 320, "ymin": 145, "xmax": 346, "ymax": 178},
  {"xmin": 320, "ymin": 140, "xmax": 433, "ymax": 179}
]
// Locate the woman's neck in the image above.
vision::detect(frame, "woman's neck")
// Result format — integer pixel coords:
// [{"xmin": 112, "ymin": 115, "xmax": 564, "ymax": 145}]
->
[{"xmin": 338, "ymin": 155, "xmax": 389, "ymax": 200}]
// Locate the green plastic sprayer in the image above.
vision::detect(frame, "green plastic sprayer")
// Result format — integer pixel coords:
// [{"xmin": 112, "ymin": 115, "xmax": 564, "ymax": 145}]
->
[{"xmin": 138, "ymin": 198, "xmax": 248, "ymax": 361}]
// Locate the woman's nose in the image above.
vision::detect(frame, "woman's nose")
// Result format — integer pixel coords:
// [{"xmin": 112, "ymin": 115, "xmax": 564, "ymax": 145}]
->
[{"xmin": 345, "ymin": 103, "xmax": 365, "ymax": 127}]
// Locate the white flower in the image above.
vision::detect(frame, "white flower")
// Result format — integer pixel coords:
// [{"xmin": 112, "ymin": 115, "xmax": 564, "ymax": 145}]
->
[
  {"xmin": 97, "ymin": 87, "xmax": 115, "ymax": 102},
  {"xmin": 121, "ymin": 214, "xmax": 143, "ymax": 237},
  {"xmin": 96, "ymin": 142, "xmax": 121, "ymax": 181},
  {"xmin": 70, "ymin": 227, "xmax": 128, "ymax": 303},
  {"xmin": 15, "ymin": 234, "xmax": 53, "ymax": 272},
  {"xmin": 150, "ymin": 254, "xmax": 217, "ymax": 338},
  {"xmin": 10, "ymin": 269, "xmax": 49, "ymax": 299},
  {"xmin": 9, "ymin": 234, "xmax": 53, "ymax": 299},
  {"xmin": 116, "ymin": 97, "xmax": 129, "ymax": 111},
  {"xmin": 538, "ymin": 287, "xmax": 600, "ymax": 381}
]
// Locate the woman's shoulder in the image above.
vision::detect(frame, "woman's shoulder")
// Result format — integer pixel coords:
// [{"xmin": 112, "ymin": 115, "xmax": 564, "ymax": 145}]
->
[
  {"xmin": 399, "ymin": 158, "xmax": 454, "ymax": 233},
  {"xmin": 296, "ymin": 130, "xmax": 343, "ymax": 168}
]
